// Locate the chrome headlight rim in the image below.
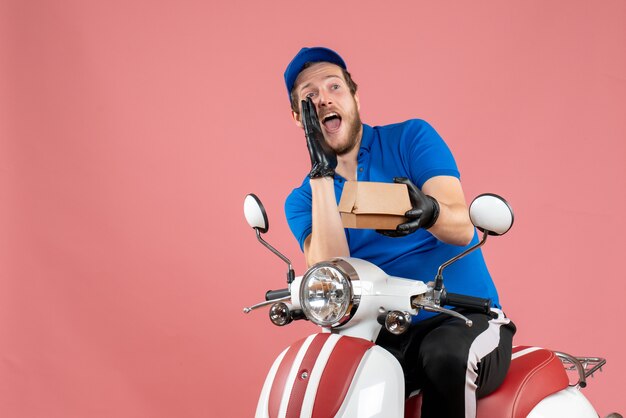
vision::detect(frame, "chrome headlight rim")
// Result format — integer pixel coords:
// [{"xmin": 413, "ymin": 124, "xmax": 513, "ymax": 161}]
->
[{"xmin": 299, "ymin": 258, "xmax": 360, "ymax": 328}]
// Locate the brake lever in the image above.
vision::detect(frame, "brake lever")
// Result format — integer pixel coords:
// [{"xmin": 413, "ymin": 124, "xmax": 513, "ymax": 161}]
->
[
  {"xmin": 412, "ymin": 293, "xmax": 473, "ymax": 327},
  {"xmin": 420, "ymin": 303, "xmax": 473, "ymax": 327},
  {"xmin": 243, "ymin": 296, "xmax": 291, "ymax": 314}
]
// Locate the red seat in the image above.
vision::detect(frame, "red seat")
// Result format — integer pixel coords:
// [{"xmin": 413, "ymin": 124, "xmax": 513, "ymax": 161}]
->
[
  {"xmin": 405, "ymin": 346, "xmax": 569, "ymax": 418},
  {"xmin": 477, "ymin": 346, "xmax": 569, "ymax": 417}
]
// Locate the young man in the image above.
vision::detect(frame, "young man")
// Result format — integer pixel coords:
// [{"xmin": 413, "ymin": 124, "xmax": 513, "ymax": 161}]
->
[{"xmin": 283, "ymin": 46, "xmax": 515, "ymax": 418}]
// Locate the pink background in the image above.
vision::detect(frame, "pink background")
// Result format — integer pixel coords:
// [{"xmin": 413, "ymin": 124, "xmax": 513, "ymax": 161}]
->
[{"xmin": 1, "ymin": 1, "xmax": 625, "ymax": 416}]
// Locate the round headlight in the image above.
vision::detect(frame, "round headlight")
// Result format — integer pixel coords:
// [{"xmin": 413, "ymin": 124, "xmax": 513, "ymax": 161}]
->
[{"xmin": 300, "ymin": 259, "xmax": 358, "ymax": 327}]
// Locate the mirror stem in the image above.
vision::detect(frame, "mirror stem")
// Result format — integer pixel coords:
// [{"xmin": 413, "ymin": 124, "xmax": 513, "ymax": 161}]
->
[
  {"xmin": 255, "ymin": 229, "xmax": 295, "ymax": 284},
  {"xmin": 434, "ymin": 230, "xmax": 489, "ymax": 292}
]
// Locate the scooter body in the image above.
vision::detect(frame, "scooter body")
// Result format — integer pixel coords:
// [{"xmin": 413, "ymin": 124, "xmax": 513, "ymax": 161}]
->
[
  {"xmin": 255, "ymin": 333, "xmax": 601, "ymax": 418},
  {"xmin": 242, "ymin": 193, "xmax": 617, "ymax": 418}
]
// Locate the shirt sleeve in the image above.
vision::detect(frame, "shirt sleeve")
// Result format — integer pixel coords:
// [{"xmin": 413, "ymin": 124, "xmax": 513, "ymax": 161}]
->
[
  {"xmin": 284, "ymin": 180, "xmax": 313, "ymax": 251},
  {"xmin": 402, "ymin": 119, "xmax": 460, "ymax": 188}
]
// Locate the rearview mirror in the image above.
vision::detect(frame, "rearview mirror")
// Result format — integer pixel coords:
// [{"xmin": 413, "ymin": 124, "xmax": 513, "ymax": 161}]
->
[
  {"xmin": 469, "ymin": 194, "xmax": 514, "ymax": 236},
  {"xmin": 434, "ymin": 193, "xmax": 514, "ymax": 295},
  {"xmin": 243, "ymin": 193, "xmax": 295, "ymax": 285},
  {"xmin": 244, "ymin": 194, "xmax": 269, "ymax": 233}
]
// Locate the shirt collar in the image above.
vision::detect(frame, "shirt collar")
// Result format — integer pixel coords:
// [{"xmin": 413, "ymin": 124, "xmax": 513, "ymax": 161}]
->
[{"xmin": 359, "ymin": 124, "xmax": 374, "ymax": 152}]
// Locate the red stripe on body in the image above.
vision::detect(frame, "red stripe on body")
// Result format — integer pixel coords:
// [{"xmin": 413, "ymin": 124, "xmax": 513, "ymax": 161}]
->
[
  {"xmin": 285, "ymin": 334, "xmax": 331, "ymax": 418},
  {"xmin": 268, "ymin": 337, "xmax": 307, "ymax": 418},
  {"xmin": 312, "ymin": 337, "xmax": 375, "ymax": 418}
]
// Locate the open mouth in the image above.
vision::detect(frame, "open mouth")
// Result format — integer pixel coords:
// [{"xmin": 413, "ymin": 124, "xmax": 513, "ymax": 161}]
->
[{"xmin": 321, "ymin": 112, "xmax": 342, "ymax": 133}]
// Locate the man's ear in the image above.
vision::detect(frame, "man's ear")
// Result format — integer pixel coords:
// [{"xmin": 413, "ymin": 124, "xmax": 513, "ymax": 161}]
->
[
  {"xmin": 292, "ymin": 110, "xmax": 303, "ymax": 128},
  {"xmin": 354, "ymin": 92, "xmax": 361, "ymax": 112}
]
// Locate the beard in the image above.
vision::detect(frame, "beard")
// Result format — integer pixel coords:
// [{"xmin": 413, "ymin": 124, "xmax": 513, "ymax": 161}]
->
[{"xmin": 325, "ymin": 109, "xmax": 363, "ymax": 156}]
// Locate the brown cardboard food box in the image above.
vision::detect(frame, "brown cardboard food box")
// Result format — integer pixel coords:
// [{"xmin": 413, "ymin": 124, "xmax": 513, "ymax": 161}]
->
[{"xmin": 338, "ymin": 181, "xmax": 412, "ymax": 229}]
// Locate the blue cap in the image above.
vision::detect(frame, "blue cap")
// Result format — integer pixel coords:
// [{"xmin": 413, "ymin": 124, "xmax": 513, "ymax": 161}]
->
[{"xmin": 284, "ymin": 47, "xmax": 347, "ymax": 98}]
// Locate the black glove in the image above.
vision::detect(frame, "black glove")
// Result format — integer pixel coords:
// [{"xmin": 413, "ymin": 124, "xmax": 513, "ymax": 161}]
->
[
  {"xmin": 377, "ymin": 177, "xmax": 440, "ymax": 237},
  {"xmin": 301, "ymin": 97, "xmax": 337, "ymax": 179}
]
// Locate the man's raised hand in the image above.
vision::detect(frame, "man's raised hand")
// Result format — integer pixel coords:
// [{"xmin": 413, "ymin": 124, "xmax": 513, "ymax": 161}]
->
[{"xmin": 302, "ymin": 97, "xmax": 337, "ymax": 179}]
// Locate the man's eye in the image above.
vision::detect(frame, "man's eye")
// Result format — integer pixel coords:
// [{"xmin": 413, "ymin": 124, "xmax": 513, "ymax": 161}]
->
[
  {"xmin": 331, "ymin": 84, "xmax": 340, "ymax": 90},
  {"xmin": 305, "ymin": 92, "xmax": 316, "ymax": 98}
]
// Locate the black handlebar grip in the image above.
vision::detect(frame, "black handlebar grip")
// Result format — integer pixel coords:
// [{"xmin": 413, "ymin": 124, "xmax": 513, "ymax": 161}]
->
[
  {"xmin": 442, "ymin": 292, "xmax": 491, "ymax": 314},
  {"xmin": 265, "ymin": 288, "xmax": 290, "ymax": 301}
]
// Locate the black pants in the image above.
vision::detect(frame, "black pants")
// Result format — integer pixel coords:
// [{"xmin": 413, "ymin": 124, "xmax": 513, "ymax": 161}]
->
[{"xmin": 376, "ymin": 308, "xmax": 516, "ymax": 418}]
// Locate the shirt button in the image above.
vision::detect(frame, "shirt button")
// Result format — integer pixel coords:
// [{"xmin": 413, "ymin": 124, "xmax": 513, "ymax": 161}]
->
[{"xmin": 359, "ymin": 168, "xmax": 363, "ymax": 172}]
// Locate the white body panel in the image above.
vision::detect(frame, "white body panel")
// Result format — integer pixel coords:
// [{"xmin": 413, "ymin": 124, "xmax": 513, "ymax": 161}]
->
[
  {"xmin": 527, "ymin": 386, "xmax": 598, "ymax": 418},
  {"xmin": 334, "ymin": 345, "xmax": 405, "ymax": 418}
]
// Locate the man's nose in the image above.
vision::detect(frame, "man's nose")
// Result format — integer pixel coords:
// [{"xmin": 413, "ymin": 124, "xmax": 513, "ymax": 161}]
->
[{"xmin": 316, "ymin": 91, "xmax": 332, "ymax": 108}]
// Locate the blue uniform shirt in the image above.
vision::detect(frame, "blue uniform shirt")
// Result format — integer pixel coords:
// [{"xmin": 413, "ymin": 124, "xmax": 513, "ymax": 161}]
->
[{"xmin": 285, "ymin": 120, "xmax": 500, "ymax": 321}]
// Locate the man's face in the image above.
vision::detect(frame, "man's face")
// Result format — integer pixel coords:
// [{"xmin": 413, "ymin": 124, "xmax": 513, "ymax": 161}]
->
[{"xmin": 292, "ymin": 62, "xmax": 362, "ymax": 156}]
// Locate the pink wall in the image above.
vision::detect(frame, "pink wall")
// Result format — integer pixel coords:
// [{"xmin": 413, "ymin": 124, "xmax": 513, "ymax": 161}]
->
[{"xmin": 1, "ymin": 0, "xmax": 624, "ymax": 416}]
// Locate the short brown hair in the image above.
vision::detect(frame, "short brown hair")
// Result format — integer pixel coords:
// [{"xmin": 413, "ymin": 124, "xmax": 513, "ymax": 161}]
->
[{"xmin": 289, "ymin": 63, "xmax": 358, "ymax": 114}]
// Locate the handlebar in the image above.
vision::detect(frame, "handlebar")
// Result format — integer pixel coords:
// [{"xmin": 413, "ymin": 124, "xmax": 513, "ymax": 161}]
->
[
  {"xmin": 441, "ymin": 291, "xmax": 491, "ymax": 314},
  {"xmin": 265, "ymin": 288, "xmax": 290, "ymax": 301}
]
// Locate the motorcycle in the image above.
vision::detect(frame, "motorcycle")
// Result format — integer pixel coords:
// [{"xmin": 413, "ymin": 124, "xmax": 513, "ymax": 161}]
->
[{"xmin": 242, "ymin": 192, "xmax": 620, "ymax": 418}]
